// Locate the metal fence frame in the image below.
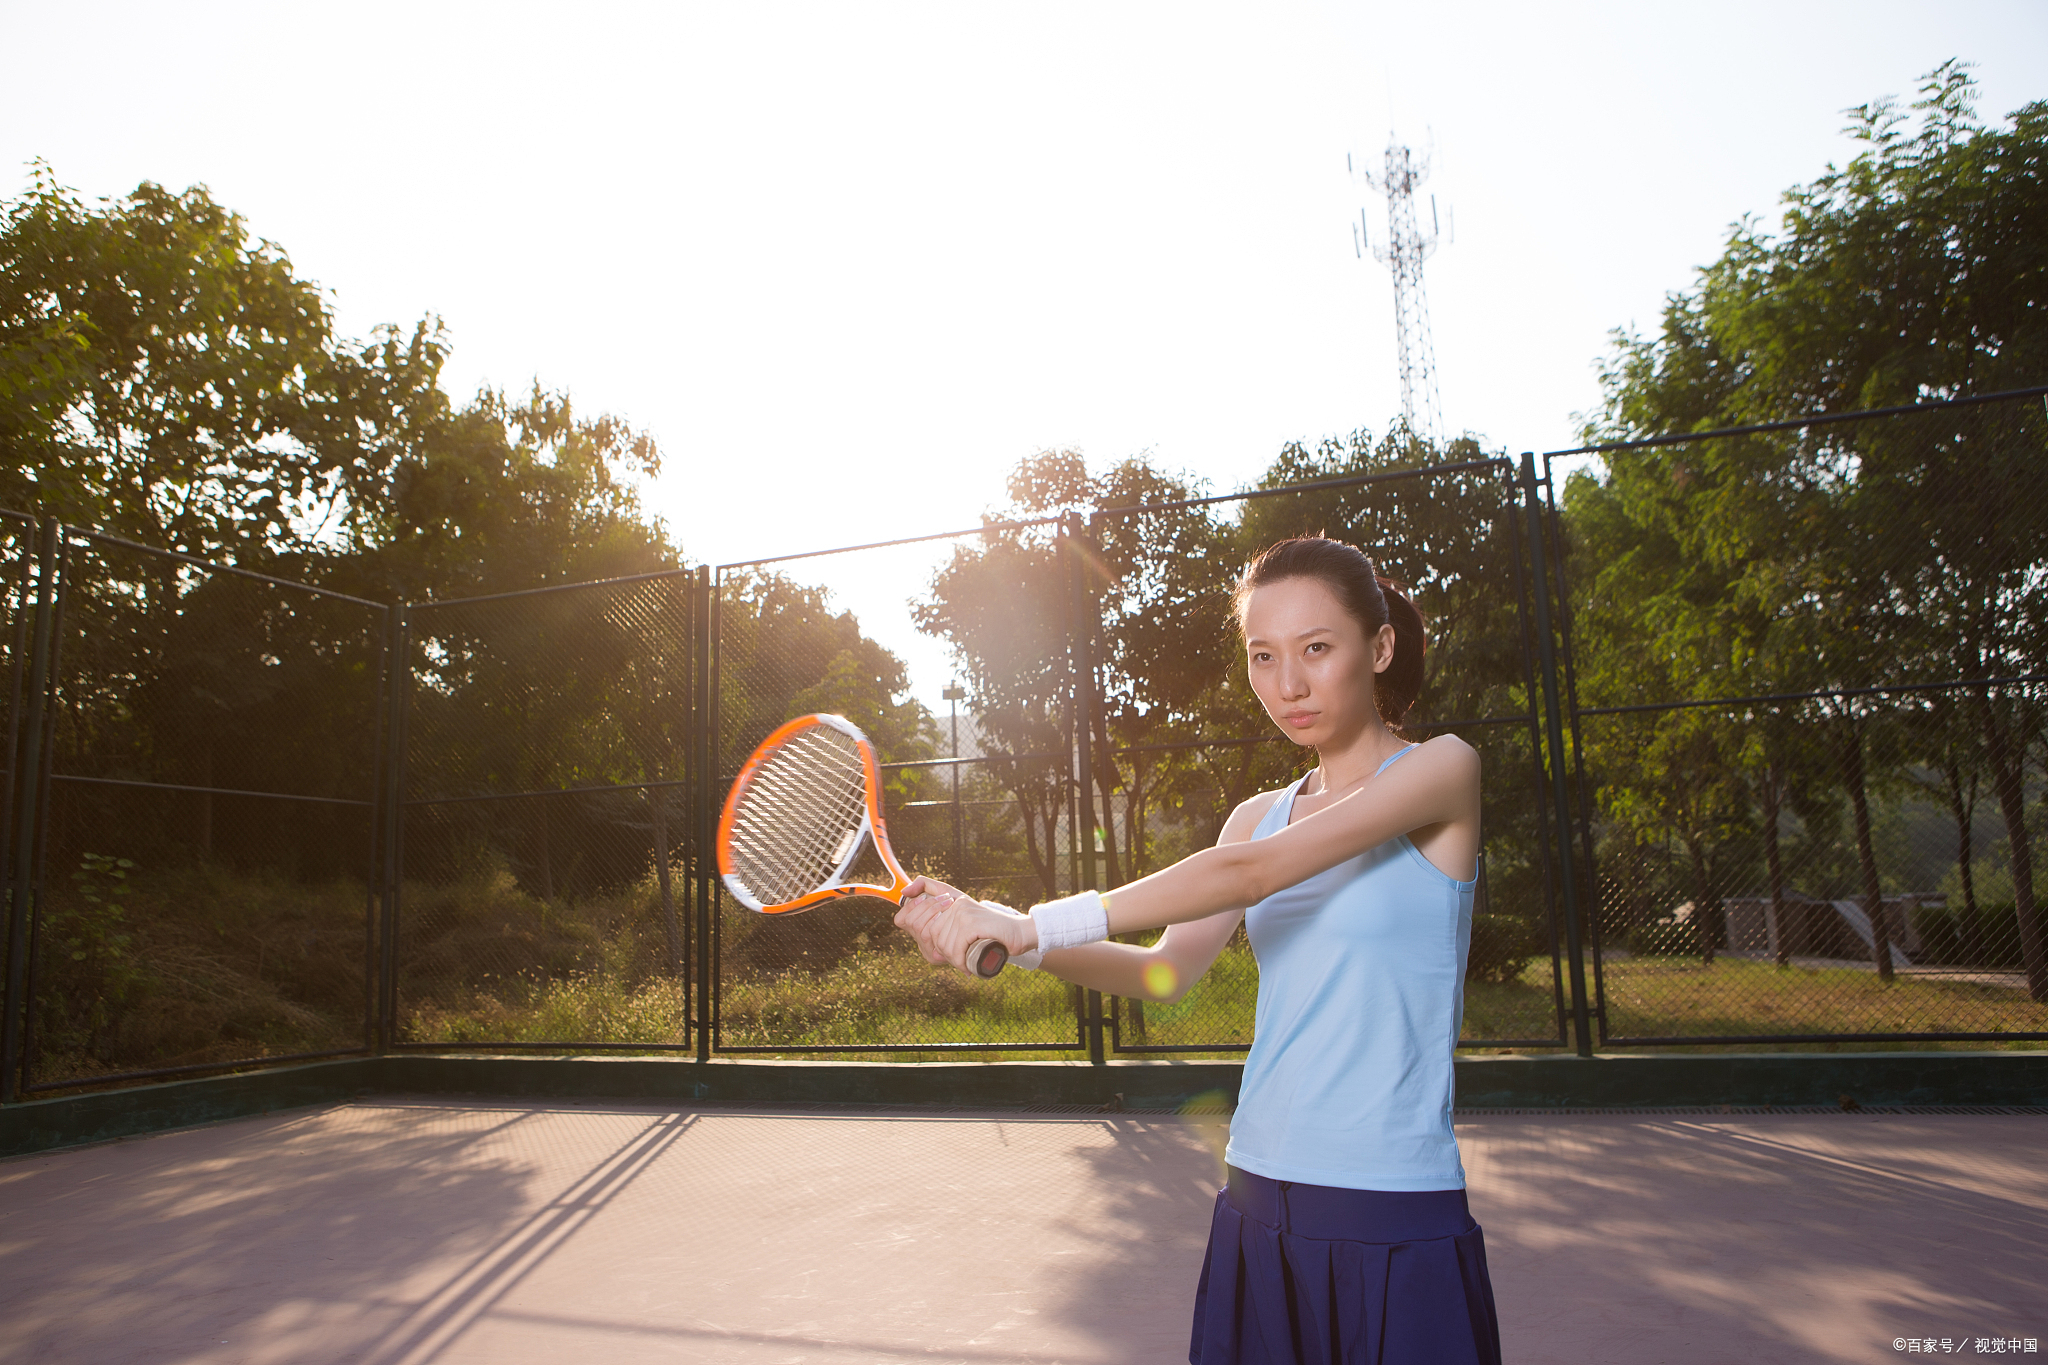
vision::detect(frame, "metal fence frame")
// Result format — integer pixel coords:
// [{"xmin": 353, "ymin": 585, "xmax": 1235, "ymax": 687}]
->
[{"xmin": 385, "ymin": 565, "xmax": 711, "ymax": 1059}]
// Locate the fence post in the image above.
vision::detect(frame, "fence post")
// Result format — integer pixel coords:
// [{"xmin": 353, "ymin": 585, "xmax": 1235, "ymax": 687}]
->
[
  {"xmin": 1540, "ymin": 462, "xmax": 1608, "ymax": 1037},
  {"xmin": 361, "ymin": 608, "xmax": 388, "ymax": 1055},
  {"xmin": 1, "ymin": 519, "xmax": 57, "ymax": 1103},
  {"xmin": 696, "ymin": 565, "xmax": 716, "ymax": 1065},
  {"xmin": 376, "ymin": 604, "xmax": 409, "ymax": 1054},
  {"xmin": 1518, "ymin": 455, "xmax": 1594, "ymax": 1058},
  {"xmin": 1063, "ymin": 514, "xmax": 1107, "ymax": 1065}
]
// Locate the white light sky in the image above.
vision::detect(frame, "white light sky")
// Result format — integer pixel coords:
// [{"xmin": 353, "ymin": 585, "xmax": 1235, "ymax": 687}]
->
[{"xmin": 6, "ymin": 1, "xmax": 2044, "ymax": 711}]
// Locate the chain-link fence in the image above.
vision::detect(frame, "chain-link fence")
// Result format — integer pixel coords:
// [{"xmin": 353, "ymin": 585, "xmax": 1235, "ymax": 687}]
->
[
  {"xmin": 4, "ymin": 387, "xmax": 2044, "ymax": 1097},
  {"xmin": 1556, "ymin": 391, "xmax": 2048, "ymax": 1045},
  {"xmin": 393, "ymin": 569, "xmax": 704, "ymax": 1054},
  {"xmin": 7, "ymin": 529, "xmax": 387, "ymax": 1094},
  {"xmin": 711, "ymin": 529, "xmax": 1089, "ymax": 1055}
]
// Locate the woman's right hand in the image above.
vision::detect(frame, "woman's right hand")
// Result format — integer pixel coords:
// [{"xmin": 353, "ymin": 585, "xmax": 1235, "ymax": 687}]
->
[{"xmin": 895, "ymin": 876, "xmax": 1029, "ymax": 973}]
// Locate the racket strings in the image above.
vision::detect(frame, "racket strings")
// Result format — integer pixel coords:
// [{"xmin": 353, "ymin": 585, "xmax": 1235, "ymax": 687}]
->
[{"xmin": 727, "ymin": 724, "xmax": 873, "ymax": 905}]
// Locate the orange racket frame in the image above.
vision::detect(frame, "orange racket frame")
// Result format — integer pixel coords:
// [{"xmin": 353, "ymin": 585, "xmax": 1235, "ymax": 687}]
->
[
  {"xmin": 716, "ymin": 713, "xmax": 1008, "ymax": 976},
  {"xmin": 716, "ymin": 712, "xmax": 910, "ymax": 913}
]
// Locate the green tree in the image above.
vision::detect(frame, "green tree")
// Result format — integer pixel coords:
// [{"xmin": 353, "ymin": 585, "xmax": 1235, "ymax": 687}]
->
[
  {"xmin": 1583, "ymin": 64, "xmax": 2048, "ymax": 997},
  {"xmin": 0, "ymin": 167, "xmax": 439, "ymax": 557}
]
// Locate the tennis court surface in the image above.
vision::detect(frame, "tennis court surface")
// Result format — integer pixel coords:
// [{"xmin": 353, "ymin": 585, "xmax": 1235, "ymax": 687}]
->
[{"xmin": 1, "ymin": 1100, "xmax": 2041, "ymax": 1364}]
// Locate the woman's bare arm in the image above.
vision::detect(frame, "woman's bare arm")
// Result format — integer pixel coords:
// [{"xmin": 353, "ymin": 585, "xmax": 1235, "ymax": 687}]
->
[
  {"xmin": 1103, "ymin": 734, "xmax": 1477, "ymax": 933},
  {"xmin": 894, "ymin": 789, "xmax": 1282, "ymax": 1000},
  {"xmin": 914, "ymin": 734, "xmax": 1478, "ymax": 970}
]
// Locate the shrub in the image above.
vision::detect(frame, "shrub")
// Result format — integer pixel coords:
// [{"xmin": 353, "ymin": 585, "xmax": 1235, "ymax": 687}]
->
[
  {"xmin": 1909, "ymin": 903, "xmax": 2025, "ymax": 969},
  {"xmin": 1625, "ymin": 917, "xmax": 1699, "ymax": 958},
  {"xmin": 34, "ymin": 857, "xmax": 369, "ymax": 1081},
  {"xmin": 1466, "ymin": 913, "xmax": 1544, "ymax": 984}
]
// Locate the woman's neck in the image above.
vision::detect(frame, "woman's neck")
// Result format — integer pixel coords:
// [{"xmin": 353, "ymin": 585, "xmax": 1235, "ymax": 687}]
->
[{"xmin": 1306, "ymin": 725, "xmax": 1407, "ymax": 798}]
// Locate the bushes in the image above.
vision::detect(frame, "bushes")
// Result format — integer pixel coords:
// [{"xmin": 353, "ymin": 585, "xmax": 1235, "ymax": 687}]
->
[
  {"xmin": 1625, "ymin": 917, "xmax": 1700, "ymax": 958},
  {"xmin": 404, "ymin": 939, "xmax": 1075, "ymax": 1049},
  {"xmin": 33, "ymin": 857, "xmax": 370, "ymax": 1082},
  {"xmin": 1466, "ymin": 913, "xmax": 1544, "ymax": 983},
  {"xmin": 1910, "ymin": 903, "xmax": 2025, "ymax": 969}
]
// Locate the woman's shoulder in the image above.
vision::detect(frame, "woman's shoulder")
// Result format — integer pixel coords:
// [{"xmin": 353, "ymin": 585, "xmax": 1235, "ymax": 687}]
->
[
  {"xmin": 1216, "ymin": 783, "xmax": 1299, "ymax": 845},
  {"xmin": 1403, "ymin": 732, "xmax": 1480, "ymax": 779}
]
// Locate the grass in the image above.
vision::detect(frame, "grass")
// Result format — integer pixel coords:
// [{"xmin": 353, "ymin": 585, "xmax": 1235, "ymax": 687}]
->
[
  {"xmin": 80, "ymin": 941, "xmax": 2048, "ymax": 1071},
  {"xmin": 1586, "ymin": 954, "xmax": 2048, "ymax": 1053},
  {"xmin": 407, "ymin": 940, "xmax": 2048, "ymax": 1061},
  {"xmin": 41, "ymin": 854, "xmax": 2044, "ymax": 1081}
]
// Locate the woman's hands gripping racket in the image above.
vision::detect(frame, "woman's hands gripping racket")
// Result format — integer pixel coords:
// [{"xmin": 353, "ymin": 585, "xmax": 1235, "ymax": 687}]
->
[{"xmin": 717, "ymin": 713, "xmax": 1010, "ymax": 978}]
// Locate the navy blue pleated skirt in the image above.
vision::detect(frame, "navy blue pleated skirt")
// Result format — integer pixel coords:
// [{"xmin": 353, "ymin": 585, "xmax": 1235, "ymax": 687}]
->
[{"xmin": 1189, "ymin": 1166, "xmax": 1502, "ymax": 1365}]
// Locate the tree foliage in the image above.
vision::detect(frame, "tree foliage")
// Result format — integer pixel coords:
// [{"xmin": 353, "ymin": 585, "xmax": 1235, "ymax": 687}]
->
[
  {"xmin": 2, "ymin": 166, "xmax": 925, "ymax": 911},
  {"xmin": 1571, "ymin": 64, "xmax": 2048, "ymax": 995}
]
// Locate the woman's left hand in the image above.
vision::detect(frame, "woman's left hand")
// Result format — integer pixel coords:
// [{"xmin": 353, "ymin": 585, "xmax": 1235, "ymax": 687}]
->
[{"xmin": 894, "ymin": 876, "xmax": 966, "ymax": 966}]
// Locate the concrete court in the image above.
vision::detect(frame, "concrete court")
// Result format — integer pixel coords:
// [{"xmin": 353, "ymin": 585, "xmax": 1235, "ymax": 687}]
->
[{"xmin": 0, "ymin": 1099, "xmax": 2042, "ymax": 1365}]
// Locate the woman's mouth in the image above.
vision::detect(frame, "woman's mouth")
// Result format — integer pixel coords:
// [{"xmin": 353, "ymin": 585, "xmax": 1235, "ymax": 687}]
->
[{"xmin": 1283, "ymin": 712, "xmax": 1318, "ymax": 729}]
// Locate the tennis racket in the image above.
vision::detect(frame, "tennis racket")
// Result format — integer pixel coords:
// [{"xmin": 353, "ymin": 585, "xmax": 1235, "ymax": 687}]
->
[{"xmin": 717, "ymin": 713, "xmax": 1009, "ymax": 978}]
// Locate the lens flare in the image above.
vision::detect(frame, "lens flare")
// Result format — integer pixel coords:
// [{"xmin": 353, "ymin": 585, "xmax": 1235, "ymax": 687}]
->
[{"xmin": 1142, "ymin": 960, "xmax": 1179, "ymax": 999}]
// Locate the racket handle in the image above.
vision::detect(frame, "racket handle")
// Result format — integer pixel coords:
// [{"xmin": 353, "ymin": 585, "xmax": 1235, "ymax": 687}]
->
[{"xmin": 967, "ymin": 938, "xmax": 1009, "ymax": 978}]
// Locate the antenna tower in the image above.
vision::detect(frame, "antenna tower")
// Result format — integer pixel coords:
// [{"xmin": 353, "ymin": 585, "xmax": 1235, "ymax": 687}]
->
[{"xmin": 1350, "ymin": 138, "xmax": 1444, "ymax": 447}]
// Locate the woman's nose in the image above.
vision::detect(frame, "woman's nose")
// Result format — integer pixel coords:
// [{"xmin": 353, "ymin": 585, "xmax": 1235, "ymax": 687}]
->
[{"xmin": 1277, "ymin": 660, "xmax": 1309, "ymax": 700}]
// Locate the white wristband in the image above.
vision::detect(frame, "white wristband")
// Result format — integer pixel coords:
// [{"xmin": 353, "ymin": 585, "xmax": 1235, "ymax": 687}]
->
[
  {"xmin": 988, "ymin": 901, "xmax": 1045, "ymax": 971},
  {"xmin": 1029, "ymin": 890, "xmax": 1109, "ymax": 952}
]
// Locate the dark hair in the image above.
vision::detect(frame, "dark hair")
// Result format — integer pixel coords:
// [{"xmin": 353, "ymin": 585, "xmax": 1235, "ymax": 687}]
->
[{"xmin": 1232, "ymin": 535, "xmax": 1425, "ymax": 730}]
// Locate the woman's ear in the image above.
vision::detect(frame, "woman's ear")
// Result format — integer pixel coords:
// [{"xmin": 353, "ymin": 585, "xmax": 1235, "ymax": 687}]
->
[{"xmin": 1373, "ymin": 622, "xmax": 1397, "ymax": 674}]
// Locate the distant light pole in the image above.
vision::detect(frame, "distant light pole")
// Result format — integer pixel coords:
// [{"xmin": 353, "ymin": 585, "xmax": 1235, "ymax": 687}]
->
[{"xmin": 943, "ymin": 682, "xmax": 966, "ymax": 881}]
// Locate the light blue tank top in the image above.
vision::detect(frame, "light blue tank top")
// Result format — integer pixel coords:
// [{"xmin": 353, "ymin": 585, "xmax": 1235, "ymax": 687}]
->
[{"xmin": 1222, "ymin": 744, "xmax": 1477, "ymax": 1191}]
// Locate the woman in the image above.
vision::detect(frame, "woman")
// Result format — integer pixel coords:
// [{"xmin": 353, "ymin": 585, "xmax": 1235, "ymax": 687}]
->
[{"xmin": 895, "ymin": 535, "xmax": 1504, "ymax": 1365}]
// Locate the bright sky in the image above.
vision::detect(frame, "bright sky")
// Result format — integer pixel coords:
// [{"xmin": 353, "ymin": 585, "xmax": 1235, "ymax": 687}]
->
[{"xmin": 6, "ymin": 1, "xmax": 2044, "ymax": 710}]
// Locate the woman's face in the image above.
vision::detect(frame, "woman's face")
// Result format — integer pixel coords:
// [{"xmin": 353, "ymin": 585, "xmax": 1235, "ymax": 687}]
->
[{"xmin": 1241, "ymin": 575, "xmax": 1395, "ymax": 747}]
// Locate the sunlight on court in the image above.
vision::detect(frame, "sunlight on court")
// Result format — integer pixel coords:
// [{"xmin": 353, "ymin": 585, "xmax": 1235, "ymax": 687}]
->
[{"xmin": 0, "ymin": 1102, "xmax": 2041, "ymax": 1363}]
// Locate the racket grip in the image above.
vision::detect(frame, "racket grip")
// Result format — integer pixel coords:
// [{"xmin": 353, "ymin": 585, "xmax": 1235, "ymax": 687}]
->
[{"xmin": 967, "ymin": 938, "xmax": 1009, "ymax": 978}]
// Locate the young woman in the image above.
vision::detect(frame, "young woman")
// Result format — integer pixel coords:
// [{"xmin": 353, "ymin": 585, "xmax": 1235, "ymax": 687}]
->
[{"xmin": 894, "ymin": 535, "xmax": 1504, "ymax": 1365}]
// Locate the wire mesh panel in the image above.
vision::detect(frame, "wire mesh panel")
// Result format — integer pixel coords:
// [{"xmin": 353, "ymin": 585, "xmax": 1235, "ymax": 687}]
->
[
  {"xmin": 23, "ymin": 534, "xmax": 386, "ymax": 1090},
  {"xmin": 711, "ymin": 531, "xmax": 1087, "ymax": 1054},
  {"xmin": 1581, "ymin": 692, "xmax": 2048, "ymax": 1043},
  {"xmin": 1564, "ymin": 393, "xmax": 2048, "ymax": 1042},
  {"xmin": 397, "ymin": 572, "xmax": 697, "ymax": 1050},
  {"xmin": 1087, "ymin": 451, "xmax": 1568, "ymax": 1053}
]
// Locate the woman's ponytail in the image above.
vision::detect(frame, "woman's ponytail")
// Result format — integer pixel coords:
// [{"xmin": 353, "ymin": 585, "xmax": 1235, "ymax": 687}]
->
[{"xmin": 1373, "ymin": 575, "xmax": 1426, "ymax": 730}]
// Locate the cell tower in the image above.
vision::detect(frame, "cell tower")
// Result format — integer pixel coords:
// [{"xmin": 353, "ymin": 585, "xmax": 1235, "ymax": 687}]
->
[{"xmin": 1350, "ymin": 138, "xmax": 1445, "ymax": 448}]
